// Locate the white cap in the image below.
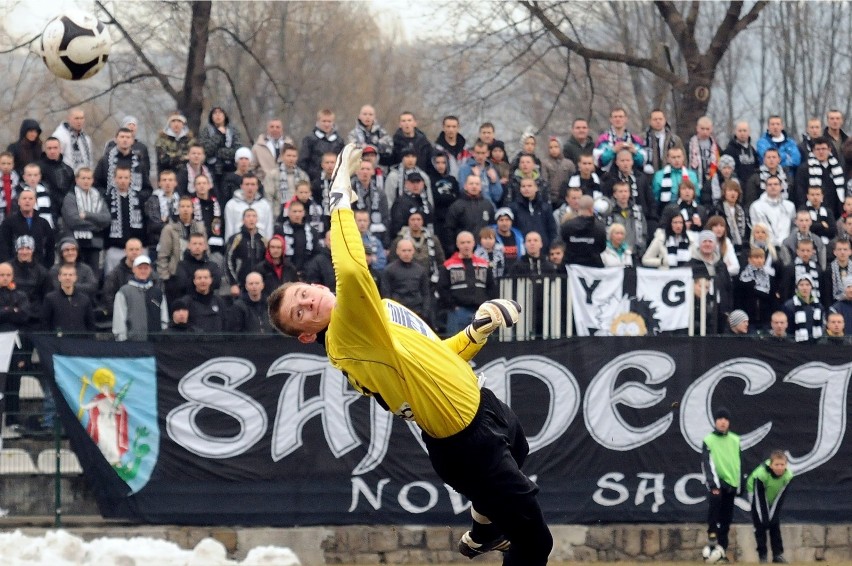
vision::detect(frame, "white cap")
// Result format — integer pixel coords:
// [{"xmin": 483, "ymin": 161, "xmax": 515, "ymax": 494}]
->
[{"xmin": 133, "ymin": 255, "xmax": 152, "ymax": 267}]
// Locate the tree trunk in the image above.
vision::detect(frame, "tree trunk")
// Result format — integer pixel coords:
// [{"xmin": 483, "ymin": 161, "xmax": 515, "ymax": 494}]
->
[
  {"xmin": 180, "ymin": 1, "xmax": 212, "ymax": 134},
  {"xmin": 673, "ymin": 73, "xmax": 713, "ymax": 141}
]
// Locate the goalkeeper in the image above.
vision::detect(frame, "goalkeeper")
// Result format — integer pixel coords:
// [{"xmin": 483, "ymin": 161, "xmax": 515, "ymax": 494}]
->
[{"xmin": 269, "ymin": 143, "xmax": 552, "ymax": 565}]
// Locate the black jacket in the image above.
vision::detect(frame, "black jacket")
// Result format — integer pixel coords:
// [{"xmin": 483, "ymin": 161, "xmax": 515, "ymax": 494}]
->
[
  {"xmin": 228, "ymin": 292, "xmax": 273, "ymax": 333},
  {"xmin": 185, "ymin": 290, "xmax": 227, "ymax": 333},
  {"xmin": 0, "ymin": 211, "xmax": 55, "ymax": 268},
  {"xmin": 175, "ymin": 250, "xmax": 223, "ymax": 298},
  {"xmin": 299, "ymin": 129, "xmax": 345, "ymax": 182},
  {"xmin": 40, "ymin": 288, "xmax": 96, "ymax": 333},
  {"xmin": 392, "ymin": 128, "xmax": 433, "ymax": 172},
  {"xmin": 561, "ymin": 214, "xmax": 607, "ymax": 267}
]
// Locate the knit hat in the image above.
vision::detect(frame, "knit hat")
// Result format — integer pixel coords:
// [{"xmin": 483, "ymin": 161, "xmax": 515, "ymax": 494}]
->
[
  {"xmin": 713, "ymin": 407, "xmax": 731, "ymax": 421},
  {"xmin": 235, "ymin": 147, "xmax": 252, "ymax": 161},
  {"xmin": 168, "ymin": 112, "xmax": 187, "ymax": 124},
  {"xmin": 698, "ymin": 230, "xmax": 716, "ymax": 244},
  {"xmin": 796, "ymin": 273, "xmax": 814, "ymax": 285},
  {"xmin": 719, "ymin": 154, "xmax": 736, "ymax": 169},
  {"xmin": 843, "ymin": 276, "xmax": 852, "ymax": 289},
  {"xmin": 14, "ymin": 235, "xmax": 34, "ymax": 251},
  {"xmin": 491, "ymin": 140, "xmax": 506, "ymax": 152},
  {"xmin": 170, "ymin": 296, "xmax": 190, "ymax": 314},
  {"xmin": 519, "ymin": 131, "xmax": 535, "ymax": 144},
  {"xmin": 495, "ymin": 207, "xmax": 514, "ymax": 221},
  {"xmin": 121, "ymin": 116, "xmax": 138, "ymax": 128},
  {"xmin": 728, "ymin": 309, "xmax": 749, "ymax": 330},
  {"xmin": 58, "ymin": 236, "xmax": 78, "ymax": 252}
]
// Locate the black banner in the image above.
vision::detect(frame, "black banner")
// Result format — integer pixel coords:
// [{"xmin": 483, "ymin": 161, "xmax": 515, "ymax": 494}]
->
[{"xmin": 34, "ymin": 336, "xmax": 852, "ymax": 526}]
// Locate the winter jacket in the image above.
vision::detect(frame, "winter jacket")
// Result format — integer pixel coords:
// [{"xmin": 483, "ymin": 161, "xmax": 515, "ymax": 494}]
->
[
  {"xmin": 224, "ymin": 189, "xmax": 273, "ymax": 241},
  {"xmin": 228, "ymin": 293, "xmax": 274, "ymax": 333},
  {"xmin": 7, "ymin": 119, "xmax": 42, "ymax": 175},
  {"xmin": 225, "ymin": 227, "xmax": 267, "ymax": 287},
  {"xmin": 156, "ymin": 219, "xmax": 207, "ymax": 280},
  {"xmin": 748, "ymin": 193, "xmax": 795, "ymax": 247},
  {"xmin": 62, "ymin": 187, "xmax": 111, "ymax": 250},
  {"xmin": 0, "ymin": 211, "xmax": 55, "ymax": 268},
  {"xmin": 40, "ymin": 288, "xmax": 96, "ymax": 333},
  {"xmin": 756, "ymin": 131, "xmax": 801, "ymax": 169},
  {"xmin": 155, "ymin": 125, "xmax": 195, "ymax": 174},
  {"xmin": 510, "ymin": 193, "xmax": 558, "ymax": 249},
  {"xmin": 562, "ymin": 135, "xmax": 594, "ymax": 165},
  {"xmin": 391, "ymin": 127, "xmax": 433, "ymax": 172},
  {"xmin": 723, "ymin": 138, "xmax": 759, "ymax": 184},
  {"xmin": 174, "ymin": 250, "xmax": 223, "ymax": 297},
  {"xmin": 348, "ymin": 120, "xmax": 394, "ymax": 165},
  {"xmin": 184, "ymin": 290, "xmax": 227, "ymax": 333},
  {"xmin": 299, "ymin": 128, "xmax": 344, "ymax": 182},
  {"xmin": 560, "ymin": 214, "xmax": 607, "ymax": 267},
  {"xmin": 198, "ymin": 117, "xmax": 240, "ymax": 176},
  {"xmin": 444, "ymin": 192, "xmax": 496, "ymax": 253},
  {"xmin": 380, "ymin": 260, "xmax": 432, "ymax": 322},
  {"xmin": 113, "ymin": 278, "xmax": 168, "ymax": 341}
]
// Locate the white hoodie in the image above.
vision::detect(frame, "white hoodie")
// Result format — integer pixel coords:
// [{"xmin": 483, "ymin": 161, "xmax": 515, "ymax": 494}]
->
[{"xmin": 749, "ymin": 192, "xmax": 795, "ymax": 246}]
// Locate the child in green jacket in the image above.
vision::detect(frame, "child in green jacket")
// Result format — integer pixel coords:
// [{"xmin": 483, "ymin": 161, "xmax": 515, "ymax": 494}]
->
[{"xmin": 747, "ymin": 450, "xmax": 793, "ymax": 564}]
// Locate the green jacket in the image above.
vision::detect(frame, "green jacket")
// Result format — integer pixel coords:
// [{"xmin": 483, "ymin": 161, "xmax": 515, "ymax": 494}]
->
[
  {"xmin": 748, "ymin": 460, "xmax": 793, "ymax": 523},
  {"xmin": 701, "ymin": 429, "xmax": 742, "ymax": 492}
]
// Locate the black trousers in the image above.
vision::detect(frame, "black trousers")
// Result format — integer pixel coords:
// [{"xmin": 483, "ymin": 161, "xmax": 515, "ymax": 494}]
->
[
  {"xmin": 752, "ymin": 505, "xmax": 784, "ymax": 558},
  {"xmin": 707, "ymin": 487, "xmax": 737, "ymax": 549},
  {"xmin": 423, "ymin": 387, "xmax": 552, "ymax": 566}
]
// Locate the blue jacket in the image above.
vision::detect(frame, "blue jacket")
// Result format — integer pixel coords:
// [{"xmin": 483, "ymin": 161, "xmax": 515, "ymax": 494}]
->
[
  {"xmin": 458, "ymin": 158, "xmax": 503, "ymax": 207},
  {"xmin": 756, "ymin": 131, "xmax": 801, "ymax": 168}
]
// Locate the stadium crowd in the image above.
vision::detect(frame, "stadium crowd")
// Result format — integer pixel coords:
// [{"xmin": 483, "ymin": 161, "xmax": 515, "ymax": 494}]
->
[{"xmin": 1, "ymin": 104, "xmax": 852, "ymax": 352}]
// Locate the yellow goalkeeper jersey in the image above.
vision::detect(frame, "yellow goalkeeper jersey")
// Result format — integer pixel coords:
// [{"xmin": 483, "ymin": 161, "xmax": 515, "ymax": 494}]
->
[{"xmin": 325, "ymin": 208, "xmax": 483, "ymax": 438}]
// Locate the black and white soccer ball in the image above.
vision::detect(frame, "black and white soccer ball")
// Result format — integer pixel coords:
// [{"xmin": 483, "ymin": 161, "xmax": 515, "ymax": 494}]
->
[
  {"xmin": 40, "ymin": 11, "xmax": 111, "ymax": 81},
  {"xmin": 702, "ymin": 543, "xmax": 725, "ymax": 563}
]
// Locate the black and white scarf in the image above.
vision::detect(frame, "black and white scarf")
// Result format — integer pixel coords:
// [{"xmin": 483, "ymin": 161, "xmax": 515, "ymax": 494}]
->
[
  {"xmin": 658, "ymin": 166, "xmax": 688, "ymax": 204},
  {"xmin": 281, "ymin": 221, "xmax": 316, "ymax": 259},
  {"xmin": 354, "ymin": 179, "xmax": 387, "ymax": 237},
  {"xmin": 154, "ymin": 189, "xmax": 180, "ymax": 221},
  {"xmin": 568, "ymin": 173, "xmax": 602, "ymax": 199},
  {"xmin": 806, "ymin": 154, "xmax": 845, "ymax": 205},
  {"xmin": 185, "ymin": 163, "xmax": 213, "ymax": 194},
  {"xmin": 758, "ymin": 166, "xmax": 788, "ymax": 200},
  {"xmin": 108, "ymin": 188, "xmax": 143, "ymax": 239},
  {"xmin": 20, "ymin": 182, "xmax": 53, "ymax": 228},
  {"xmin": 277, "ymin": 165, "xmax": 309, "ymax": 205},
  {"xmin": 643, "ymin": 126, "xmax": 679, "ymax": 172},
  {"xmin": 793, "ymin": 258, "xmax": 821, "ymax": 300},
  {"xmin": 618, "ymin": 171, "xmax": 640, "ymax": 203},
  {"xmin": 805, "ymin": 202, "xmax": 832, "ymax": 245},
  {"xmin": 64, "ymin": 123, "xmax": 92, "ymax": 170},
  {"xmin": 739, "ymin": 264, "xmax": 771, "ymax": 294},
  {"xmin": 73, "ymin": 185, "xmax": 104, "ymax": 241},
  {"xmin": 400, "ymin": 227, "xmax": 441, "ymax": 282},
  {"xmin": 792, "ymin": 294, "xmax": 822, "ymax": 342},
  {"xmin": 665, "ymin": 234, "xmax": 691, "ymax": 267},
  {"xmin": 106, "ymin": 146, "xmax": 142, "ymax": 194},
  {"xmin": 829, "ymin": 260, "xmax": 850, "ymax": 301},
  {"xmin": 721, "ymin": 202, "xmax": 745, "ymax": 246},
  {"xmin": 193, "ymin": 196, "xmax": 222, "ymax": 248}
]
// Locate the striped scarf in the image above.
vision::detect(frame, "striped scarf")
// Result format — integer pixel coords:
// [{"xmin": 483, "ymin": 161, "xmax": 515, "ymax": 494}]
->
[
  {"xmin": 829, "ymin": 260, "xmax": 850, "ymax": 302},
  {"xmin": 401, "ymin": 227, "xmax": 441, "ymax": 282},
  {"xmin": 758, "ymin": 166, "xmax": 788, "ymax": 200},
  {"xmin": 73, "ymin": 185, "xmax": 104, "ymax": 241},
  {"xmin": 806, "ymin": 154, "xmax": 845, "ymax": 205},
  {"xmin": 665, "ymin": 234, "xmax": 691, "ymax": 267},
  {"xmin": 688, "ymin": 135, "xmax": 719, "ymax": 185},
  {"xmin": 805, "ymin": 202, "xmax": 832, "ymax": 245},
  {"xmin": 721, "ymin": 202, "xmax": 745, "ymax": 246},
  {"xmin": 108, "ymin": 187, "xmax": 143, "ymax": 239},
  {"xmin": 792, "ymin": 294, "xmax": 822, "ymax": 342},
  {"xmin": 739, "ymin": 264, "xmax": 771, "ymax": 294},
  {"xmin": 793, "ymin": 258, "xmax": 821, "ymax": 301}
]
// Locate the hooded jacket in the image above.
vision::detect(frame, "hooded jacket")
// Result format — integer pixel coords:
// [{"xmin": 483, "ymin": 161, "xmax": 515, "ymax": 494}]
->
[
  {"xmin": 7, "ymin": 119, "xmax": 42, "ymax": 176},
  {"xmin": 155, "ymin": 120, "xmax": 195, "ymax": 174}
]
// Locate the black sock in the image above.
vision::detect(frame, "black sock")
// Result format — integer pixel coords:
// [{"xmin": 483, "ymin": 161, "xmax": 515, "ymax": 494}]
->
[{"xmin": 470, "ymin": 519, "xmax": 501, "ymax": 544}]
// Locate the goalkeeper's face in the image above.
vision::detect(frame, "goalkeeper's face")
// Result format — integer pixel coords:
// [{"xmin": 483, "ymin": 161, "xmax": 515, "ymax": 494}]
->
[{"xmin": 277, "ymin": 283, "xmax": 337, "ymax": 343}]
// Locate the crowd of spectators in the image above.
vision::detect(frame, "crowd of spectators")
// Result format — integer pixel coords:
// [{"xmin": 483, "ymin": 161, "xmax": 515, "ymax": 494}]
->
[{"xmin": 2, "ymin": 104, "xmax": 852, "ymax": 348}]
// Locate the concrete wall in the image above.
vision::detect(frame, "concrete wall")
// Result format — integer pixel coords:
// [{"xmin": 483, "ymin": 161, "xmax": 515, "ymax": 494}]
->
[{"xmin": 2, "ymin": 520, "xmax": 851, "ymax": 563}]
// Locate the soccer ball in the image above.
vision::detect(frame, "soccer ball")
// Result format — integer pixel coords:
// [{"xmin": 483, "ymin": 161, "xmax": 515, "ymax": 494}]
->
[
  {"xmin": 40, "ymin": 11, "xmax": 111, "ymax": 81},
  {"xmin": 702, "ymin": 543, "xmax": 725, "ymax": 563}
]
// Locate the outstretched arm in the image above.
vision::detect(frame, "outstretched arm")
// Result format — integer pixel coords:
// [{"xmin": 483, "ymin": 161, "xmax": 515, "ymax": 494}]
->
[{"xmin": 442, "ymin": 299, "xmax": 521, "ymax": 361}]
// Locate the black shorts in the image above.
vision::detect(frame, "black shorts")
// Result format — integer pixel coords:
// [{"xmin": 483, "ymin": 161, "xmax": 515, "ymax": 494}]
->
[{"xmin": 422, "ymin": 387, "xmax": 536, "ymax": 504}]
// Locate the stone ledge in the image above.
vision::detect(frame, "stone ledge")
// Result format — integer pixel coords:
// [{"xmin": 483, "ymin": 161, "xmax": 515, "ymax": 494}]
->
[{"xmin": 1, "ymin": 520, "xmax": 851, "ymax": 563}]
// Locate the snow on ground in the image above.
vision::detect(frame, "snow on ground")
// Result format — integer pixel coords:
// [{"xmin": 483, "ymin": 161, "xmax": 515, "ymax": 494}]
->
[{"xmin": 0, "ymin": 529, "xmax": 301, "ymax": 566}]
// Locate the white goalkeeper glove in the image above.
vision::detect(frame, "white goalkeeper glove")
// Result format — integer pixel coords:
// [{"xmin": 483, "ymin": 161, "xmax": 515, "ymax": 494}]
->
[
  {"xmin": 465, "ymin": 299, "xmax": 521, "ymax": 343},
  {"xmin": 328, "ymin": 142, "xmax": 363, "ymax": 211}
]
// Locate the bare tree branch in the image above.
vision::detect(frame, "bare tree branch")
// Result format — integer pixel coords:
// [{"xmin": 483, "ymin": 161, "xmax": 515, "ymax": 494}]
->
[
  {"xmin": 50, "ymin": 73, "xmax": 156, "ymax": 111},
  {"xmin": 209, "ymin": 25, "xmax": 292, "ymax": 106},
  {"xmin": 206, "ymin": 64, "xmax": 251, "ymax": 139},
  {"xmin": 705, "ymin": 1, "xmax": 768, "ymax": 65},
  {"xmin": 96, "ymin": 0, "xmax": 180, "ymax": 100},
  {"xmin": 0, "ymin": 33, "xmax": 41, "ymax": 54},
  {"xmin": 520, "ymin": 1, "xmax": 683, "ymax": 85}
]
